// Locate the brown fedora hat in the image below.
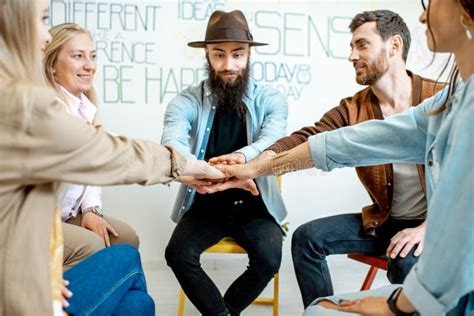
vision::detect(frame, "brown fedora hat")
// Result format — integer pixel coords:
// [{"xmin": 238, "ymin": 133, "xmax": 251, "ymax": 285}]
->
[{"xmin": 187, "ymin": 10, "xmax": 267, "ymax": 48}]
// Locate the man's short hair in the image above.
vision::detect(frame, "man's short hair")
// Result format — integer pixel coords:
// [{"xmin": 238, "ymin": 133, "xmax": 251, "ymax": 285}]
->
[{"xmin": 349, "ymin": 10, "xmax": 411, "ymax": 62}]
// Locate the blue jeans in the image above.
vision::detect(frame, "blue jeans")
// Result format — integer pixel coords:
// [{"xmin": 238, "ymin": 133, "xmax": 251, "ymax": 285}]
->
[
  {"xmin": 292, "ymin": 213, "xmax": 423, "ymax": 308},
  {"xmin": 64, "ymin": 244, "xmax": 154, "ymax": 316},
  {"xmin": 165, "ymin": 196, "xmax": 283, "ymax": 316}
]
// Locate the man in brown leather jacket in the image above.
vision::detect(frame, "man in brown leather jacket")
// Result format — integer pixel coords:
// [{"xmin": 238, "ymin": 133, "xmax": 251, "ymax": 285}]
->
[{"xmin": 206, "ymin": 9, "xmax": 445, "ymax": 308}]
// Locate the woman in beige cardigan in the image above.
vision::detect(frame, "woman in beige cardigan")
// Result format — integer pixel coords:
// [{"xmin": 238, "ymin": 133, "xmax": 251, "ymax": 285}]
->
[
  {"xmin": 0, "ymin": 0, "xmax": 224, "ymax": 315},
  {"xmin": 43, "ymin": 23, "xmax": 142, "ymax": 271}
]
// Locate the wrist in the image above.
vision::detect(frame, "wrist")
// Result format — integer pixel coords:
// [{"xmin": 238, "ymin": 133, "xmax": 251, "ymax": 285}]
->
[
  {"xmin": 82, "ymin": 206, "xmax": 103, "ymax": 218},
  {"xmin": 387, "ymin": 287, "xmax": 416, "ymax": 316}
]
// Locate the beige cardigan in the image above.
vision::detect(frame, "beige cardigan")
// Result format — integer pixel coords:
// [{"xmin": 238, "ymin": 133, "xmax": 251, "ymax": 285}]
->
[{"xmin": 0, "ymin": 84, "xmax": 186, "ymax": 315}]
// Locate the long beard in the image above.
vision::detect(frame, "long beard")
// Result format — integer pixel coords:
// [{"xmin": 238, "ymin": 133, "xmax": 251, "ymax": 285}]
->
[
  {"xmin": 206, "ymin": 57, "xmax": 250, "ymax": 119},
  {"xmin": 355, "ymin": 49, "xmax": 389, "ymax": 86}
]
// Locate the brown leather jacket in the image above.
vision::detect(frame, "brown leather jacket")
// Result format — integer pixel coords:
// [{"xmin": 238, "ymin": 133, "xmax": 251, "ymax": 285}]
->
[{"xmin": 268, "ymin": 71, "xmax": 445, "ymax": 236}]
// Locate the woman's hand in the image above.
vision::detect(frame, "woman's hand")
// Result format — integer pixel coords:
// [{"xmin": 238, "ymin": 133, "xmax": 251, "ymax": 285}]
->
[
  {"xmin": 61, "ymin": 279, "xmax": 73, "ymax": 308},
  {"xmin": 203, "ymin": 178, "xmax": 260, "ymax": 196},
  {"xmin": 336, "ymin": 296, "xmax": 394, "ymax": 315},
  {"xmin": 81, "ymin": 212, "xmax": 118, "ymax": 247},
  {"xmin": 182, "ymin": 158, "xmax": 226, "ymax": 180}
]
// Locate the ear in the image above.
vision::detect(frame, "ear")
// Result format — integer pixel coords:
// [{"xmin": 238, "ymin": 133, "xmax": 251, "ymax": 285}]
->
[{"xmin": 389, "ymin": 35, "xmax": 403, "ymax": 58}]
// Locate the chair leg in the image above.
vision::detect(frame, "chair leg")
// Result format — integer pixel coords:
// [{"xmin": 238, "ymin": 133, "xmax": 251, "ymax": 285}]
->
[
  {"xmin": 273, "ymin": 273, "xmax": 279, "ymax": 316},
  {"xmin": 360, "ymin": 266, "xmax": 379, "ymax": 291},
  {"xmin": 177, "ymin": 288, "xmax": 186, "ymax": 316}
]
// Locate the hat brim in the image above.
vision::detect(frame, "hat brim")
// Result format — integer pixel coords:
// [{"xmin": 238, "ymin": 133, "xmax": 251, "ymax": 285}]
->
[{"xmin": 187, "ymin": 39, "xmax": 268, "ymax": 48}]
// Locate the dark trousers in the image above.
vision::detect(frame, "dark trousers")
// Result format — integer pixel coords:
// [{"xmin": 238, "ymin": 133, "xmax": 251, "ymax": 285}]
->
[
  {"xmin": 165, "ymin": 196, "xmax": 283, "ymax": 316},
  {"xmin": 291, "ymin": 213, "xmax": 424, "ymax": 308}
]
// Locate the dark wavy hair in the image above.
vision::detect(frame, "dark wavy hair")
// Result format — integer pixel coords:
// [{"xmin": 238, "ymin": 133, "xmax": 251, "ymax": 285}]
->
[{"xmin": 349, "ymin": 10, "xmax": 411, "ymax": 62}]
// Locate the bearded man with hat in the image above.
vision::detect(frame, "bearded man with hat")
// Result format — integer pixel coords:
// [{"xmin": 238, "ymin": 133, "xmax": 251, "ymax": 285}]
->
[{"xmin": 161, "ymin": 10, "xmax": 288, "ymax": 315}]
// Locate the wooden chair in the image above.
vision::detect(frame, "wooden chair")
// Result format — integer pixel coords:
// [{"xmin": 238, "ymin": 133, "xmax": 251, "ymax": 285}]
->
[{"xmin": 347, "ymin": 254, "xmax": 389, "ymax": 290}]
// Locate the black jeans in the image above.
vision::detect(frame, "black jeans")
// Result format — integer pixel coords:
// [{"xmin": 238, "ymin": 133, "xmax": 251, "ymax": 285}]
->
[
  {"xmin": 165, "ymin": 196, "xmax": 283, "ymax": 316},
  {"xmin": 291, "ymin": 213, "xmax": 424, "ymax": 308}
]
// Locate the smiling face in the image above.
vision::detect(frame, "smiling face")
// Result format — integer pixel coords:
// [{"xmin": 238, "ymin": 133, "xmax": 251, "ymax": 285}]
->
[
  {"xmin": 53, "ymin": 32, "xmax": 97, "ymax": 97},
  {"xmin": 348, "ymin": 22, "xmax": 391, "ymax": 86}
]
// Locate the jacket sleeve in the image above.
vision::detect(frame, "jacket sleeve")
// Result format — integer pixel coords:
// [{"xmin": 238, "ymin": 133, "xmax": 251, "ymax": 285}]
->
[
  {"xmin": 160, "ymin": 90, "xmax": 199, "ymax": 158},
  {"xmin": 267, "ymin": 101, "xmax": 350, "ymax": 153},
  {"xmin": 23, "ymin": 88, "xmax": 187, "ymax": 186},
  {"xmin": 308, "ymin": 88, "xmax": 449, "ymax": 171},
  {"xmin": 237, "ymin": 88, "xmax": 289, "ymax": 161},
  {"xmin": 402, "ymin": 86, "xmax": 474, "ymax": 315}
]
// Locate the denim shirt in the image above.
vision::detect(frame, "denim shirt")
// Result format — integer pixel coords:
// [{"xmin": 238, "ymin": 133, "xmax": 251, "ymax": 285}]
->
[
  {"xmin": 161, "ymin": 79, "xmax": 288, "ymax": 223},
  {"xmin": 309, "ymin": 75, "xmax": 474, "ymax": 315}
]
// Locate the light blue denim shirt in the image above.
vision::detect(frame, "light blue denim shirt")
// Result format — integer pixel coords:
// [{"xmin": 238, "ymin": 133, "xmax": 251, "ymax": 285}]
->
[
  {"xmin": 161, "ymin": 79, "xmax": 288, "ymax": 223},
  {"xmin": 309, "ymin": 75, "xmax": 474, "ymax": 315}
]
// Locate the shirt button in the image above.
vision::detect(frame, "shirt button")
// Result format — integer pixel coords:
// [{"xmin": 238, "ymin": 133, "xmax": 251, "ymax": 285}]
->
[
  {"xmin": 387, "ymin": 182, "xmax": 392, "ymax": 187},
  {"xmin": 181, "ymin": 206, "xmax": 185, "ymax": 210},
  {"xmin": 188, "ymin": 189, "xmax": 192, "ymax": 193},
  {"xmin": 428, "ymin": 161, "xmax": 433, "ymax": 167},
  {"xmin": 200, "ymin": 149, "xmax": 205, "ymax": 153},
  {"xmin": 206, "ymin": 127, "xmax": 210, "ymax": 132},
  {"xmin": 212, "ymin": 106, "xmax": 216, "ymax": 110}
]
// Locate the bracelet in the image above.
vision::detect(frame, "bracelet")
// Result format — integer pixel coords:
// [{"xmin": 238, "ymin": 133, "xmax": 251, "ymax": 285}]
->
[
  {"xmin": 387, "ymin": 287, "xmax": 416, "ymax": 316},
  {"xmin": 82, "ymin": 206, "xmax": 104, "ymax": 218}
]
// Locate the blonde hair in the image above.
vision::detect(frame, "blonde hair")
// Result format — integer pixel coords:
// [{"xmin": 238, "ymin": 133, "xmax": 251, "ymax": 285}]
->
[
  {"xmin": 0, "ymin": 0, "xmax": 44, "ymax": 85},
  {"xmin": 44, "ymin": 23, "xmax": 97, "ymax": 106}
]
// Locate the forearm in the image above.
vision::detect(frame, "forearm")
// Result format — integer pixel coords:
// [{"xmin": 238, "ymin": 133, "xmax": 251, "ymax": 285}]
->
[{"xmin": 252, "ymin": 143, "xmax": 314, "ymax": 177}]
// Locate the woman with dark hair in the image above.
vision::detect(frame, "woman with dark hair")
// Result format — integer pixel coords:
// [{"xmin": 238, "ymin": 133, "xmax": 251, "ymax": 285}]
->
[{"xmin": 216, "ymin": 0, "xmax": 474, "ymax": 315}]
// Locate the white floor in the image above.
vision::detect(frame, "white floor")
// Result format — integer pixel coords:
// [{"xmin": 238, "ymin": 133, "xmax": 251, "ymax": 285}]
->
[{"xmin": 144, "ymin": 254, "xmax": 390, "ymax": 316}]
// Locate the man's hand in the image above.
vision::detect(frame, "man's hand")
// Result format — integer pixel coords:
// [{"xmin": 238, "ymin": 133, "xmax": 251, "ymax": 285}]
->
[
  {"xmin": 386, "ymin": 222, "xmax": 426, "ymax": 258},
  {"xmin": 81, "ymin": 212, "xmax": 118, "ymax": 247},
  {"xmin": 209, "ymin": 152, "xmax": 246, "ymax": 165},
  {"xmin": 216, "ymin": 150, "xmax": 276, "ymax": 179},
  {"xmin": 203, "ymin": 178, "xmax": 259, "ymax": 196},
  {"xmin": 336, "ymin": 296, "xmax": 394, "ymax": 315},
  {"xmin": 61, "ymin": 279, "xmax": 72, "ymax": 308}
]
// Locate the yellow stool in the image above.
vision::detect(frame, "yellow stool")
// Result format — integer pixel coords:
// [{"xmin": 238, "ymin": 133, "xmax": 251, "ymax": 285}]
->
[{"xmin": 177, "ymin": 237, "xmax": 280, "ymax": 316}]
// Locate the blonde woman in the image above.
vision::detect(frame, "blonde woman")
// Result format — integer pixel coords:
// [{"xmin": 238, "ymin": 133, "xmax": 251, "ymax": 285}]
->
[
  {"xmin": 43, "ymin": 23, "xmax": 140, "ymax": 270},
  {"xmin": 0, "ymin": 0, "xmax": 224, "ymax": 315}
]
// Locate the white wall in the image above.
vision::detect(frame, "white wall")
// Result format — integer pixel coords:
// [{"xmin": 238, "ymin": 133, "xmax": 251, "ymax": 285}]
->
[{"xmin": 49, "ymin": 0, "xmax": 449, "ymax": 262}]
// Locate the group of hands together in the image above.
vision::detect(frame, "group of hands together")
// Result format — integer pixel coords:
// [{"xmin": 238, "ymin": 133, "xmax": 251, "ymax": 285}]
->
[
  {"xmin": 62, "ymin": 151, "xmax": 427, "ymax": 314},
  {"xmin": 182, "ymin": 151, "xmax": 268, "ymax": 196}
]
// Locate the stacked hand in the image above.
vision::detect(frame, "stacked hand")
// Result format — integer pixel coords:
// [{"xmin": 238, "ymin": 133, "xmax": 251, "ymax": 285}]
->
[{"xmin": 178, "ymin": 152, "xmax": 272, "ymax": 195}]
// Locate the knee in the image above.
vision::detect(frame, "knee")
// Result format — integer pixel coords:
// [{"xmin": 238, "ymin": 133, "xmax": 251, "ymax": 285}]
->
[
  {"xmin": 165, "ymin": 240, "xmax": 198, "ymax": 269},
  {"xmin": 136, "ymin": 293, "xmax": 155, "ymax": 316},
  {"xmin": 252, "ymin": 246, "xmax": 282, "ymax": 278},
  {"xmin": 122, "ymin": 230, "xmax": 140, "ymax": 249},
  {"xmin": 259, "ymin": 254, "xmax": 281, "ymax": 276},
  {"xmin": 111, "ymin": 244, "xmax": 143, "ymax": 272},
  {"xmin": 292, "ymin": 223, "xmax": 325, "ymax": 260},
  {"xmin": 64, "ymin": 232, "xmax": 105, "ymax": 269},
  {"xmin": 111, "ymin": 222, "xmax": 140, "ymax": 249},
  {"xmin": 387, "ymin": 251, "xmax": 418, "ymax": 283}
]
